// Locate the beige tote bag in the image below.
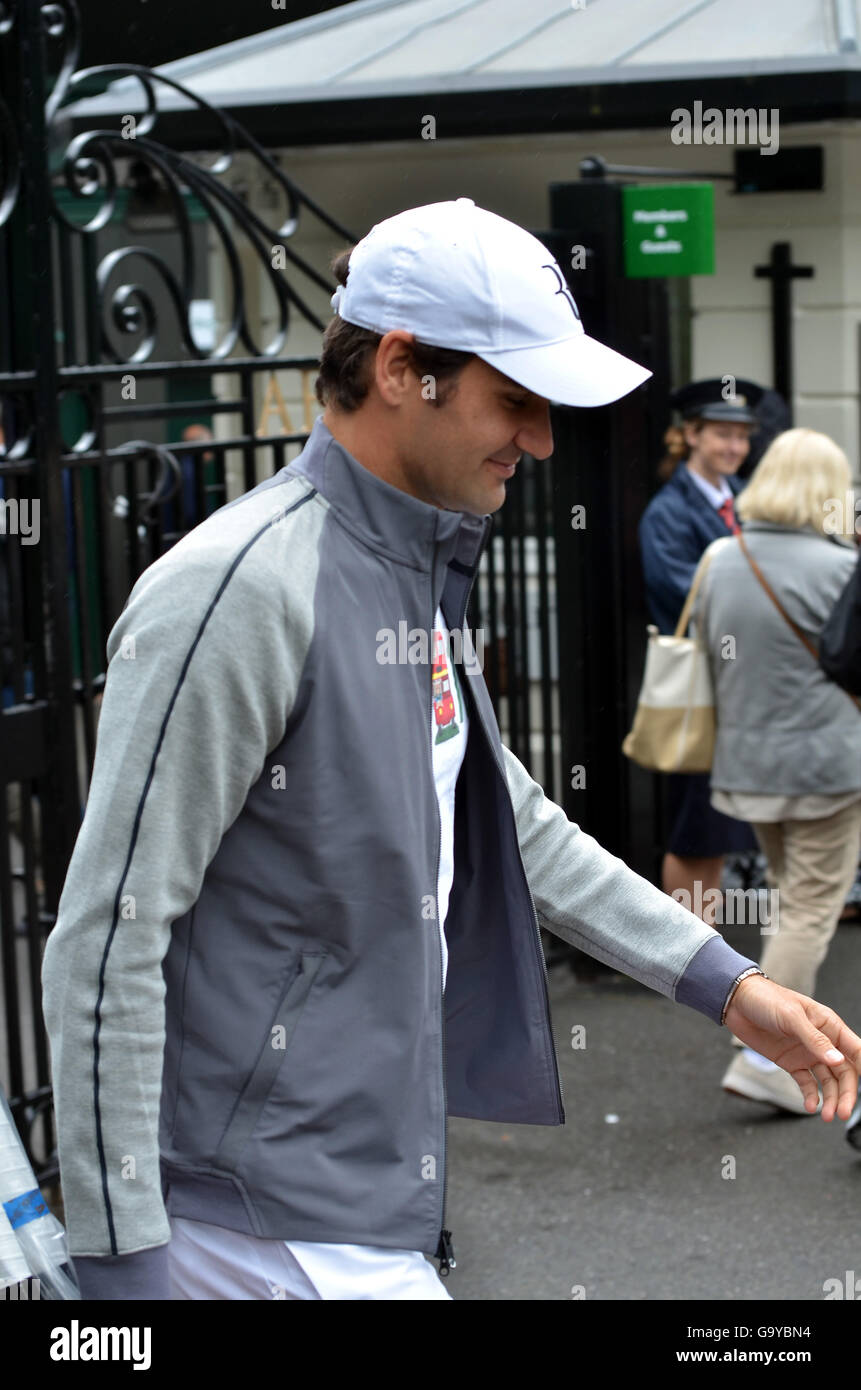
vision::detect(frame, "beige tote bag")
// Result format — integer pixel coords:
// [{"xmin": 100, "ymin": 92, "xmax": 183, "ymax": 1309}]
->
[{"xmin": 622, "ymin": 543, "xmax": 726, "ymax": 774}]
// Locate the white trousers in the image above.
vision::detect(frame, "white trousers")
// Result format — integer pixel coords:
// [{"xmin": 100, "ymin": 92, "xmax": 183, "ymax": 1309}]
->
[{"xmin": 167, "ymin": 1216, "xmax": 453, "ymax": 1301}]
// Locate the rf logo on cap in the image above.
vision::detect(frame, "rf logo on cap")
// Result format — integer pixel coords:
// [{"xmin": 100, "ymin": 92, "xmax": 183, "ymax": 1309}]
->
[{"xmin": 542, "ymin": 263, "xmax": 581, "ymax": 322}]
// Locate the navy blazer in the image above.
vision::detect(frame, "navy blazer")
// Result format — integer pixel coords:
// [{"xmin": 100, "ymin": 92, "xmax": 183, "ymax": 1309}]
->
[{"xmin": 638, "ymin": 464, "xmax": 745, "ymax": 634}]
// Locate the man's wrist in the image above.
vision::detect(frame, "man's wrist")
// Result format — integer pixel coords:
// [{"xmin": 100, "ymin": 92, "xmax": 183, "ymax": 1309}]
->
[{"xmin": 721, "ymin": 966, "xmax": 767, "ymax": 1026}]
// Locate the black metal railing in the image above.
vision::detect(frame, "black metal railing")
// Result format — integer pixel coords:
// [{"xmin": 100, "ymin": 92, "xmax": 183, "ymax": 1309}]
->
[
  {"xmin": 0, "ymin": 0, "xmax": 359, "ymax": 1179},
  {"xmin": 0, "ymin": 0, "xmax": 565, "ymax": 1182},
  {"xmin": 468, "ymin": 455, "xmax": 560, "ymax": 801}
]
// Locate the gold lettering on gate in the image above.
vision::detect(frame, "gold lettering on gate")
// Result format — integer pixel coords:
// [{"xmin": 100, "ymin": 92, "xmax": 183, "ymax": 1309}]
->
[{"xmin": 256, "ymin": 373, "xmax": 294, "ymax": 437}]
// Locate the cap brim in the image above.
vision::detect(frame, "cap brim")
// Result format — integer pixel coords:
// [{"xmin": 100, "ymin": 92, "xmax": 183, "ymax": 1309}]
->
[{"xmin": 478, "ymin": 333, "xmax": 652, "ymax": 407}]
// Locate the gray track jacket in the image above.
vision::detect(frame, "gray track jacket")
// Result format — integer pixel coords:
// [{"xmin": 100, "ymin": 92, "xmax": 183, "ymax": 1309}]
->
[{"xmin": 41, "ymin": 417, "xmax": 757, "ymax": 1300}]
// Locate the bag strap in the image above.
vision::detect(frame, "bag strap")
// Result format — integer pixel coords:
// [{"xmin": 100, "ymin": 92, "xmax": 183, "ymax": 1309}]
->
[
  {"xmin": 737, "ymin": 528, "xmax": 861, "ymax": 713},
  {"xmin": 673, "ymin": 548, "xmax": 715, "ymax": 639}
]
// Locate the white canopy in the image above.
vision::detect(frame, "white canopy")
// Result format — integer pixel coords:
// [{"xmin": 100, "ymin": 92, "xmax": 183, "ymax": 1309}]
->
[{"xmin": 65, "ymin": 0, "xmax": 861, "ymax": 120}]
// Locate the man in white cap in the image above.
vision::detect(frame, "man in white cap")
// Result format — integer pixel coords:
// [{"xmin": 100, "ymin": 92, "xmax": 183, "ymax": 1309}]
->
[{"xmin": 42, "ymin": 199, "xmax": 861, "ymax": 1302}]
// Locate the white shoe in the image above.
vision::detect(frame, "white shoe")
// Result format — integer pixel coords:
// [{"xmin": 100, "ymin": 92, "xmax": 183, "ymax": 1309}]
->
[{"xmin": 722, "ymin": 1053, "xmax": 820, "ymax": 1116}]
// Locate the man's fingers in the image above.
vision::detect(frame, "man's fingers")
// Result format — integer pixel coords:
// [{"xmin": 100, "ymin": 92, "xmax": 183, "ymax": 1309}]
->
[
  {"xmin": 790, "ymin": 1008, "xmax": 852, "ymax": 1068},
  {"xmin": 734, "ymin": 987, "xmax": 861, "ymax": 1117},
  {"xmin": 810, "ymin": 1064, "xmax": 838, "ymax": 1121},
  {"xmin": 799, "ymin": 1005, "xmax": 861, "ymax": 1071},
  {"xmin": 832, "ymin": 1065, "xmax": 861, "ymax": 1121},
  {"xmin": 791, "ymin": 1068, "xmax": 822, "ymax": 1114}
]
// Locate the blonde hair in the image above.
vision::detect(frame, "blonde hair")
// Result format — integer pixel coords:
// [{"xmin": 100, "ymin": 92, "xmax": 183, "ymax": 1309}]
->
[{"xmin": 735, "ymin": 427, "xmax": 854, "ymax": 538}]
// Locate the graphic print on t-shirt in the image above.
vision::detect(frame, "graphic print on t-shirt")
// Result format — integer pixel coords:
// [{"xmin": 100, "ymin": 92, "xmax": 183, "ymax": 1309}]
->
[{"xmin": 431, "ymin": 626, "xmax": 464, "ymax": 744}]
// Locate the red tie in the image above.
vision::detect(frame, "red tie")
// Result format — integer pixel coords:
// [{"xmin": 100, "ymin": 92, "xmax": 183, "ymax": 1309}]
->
[{"xmin": 717, "ymin": 497, "xmax": 739, "ymax": 534}]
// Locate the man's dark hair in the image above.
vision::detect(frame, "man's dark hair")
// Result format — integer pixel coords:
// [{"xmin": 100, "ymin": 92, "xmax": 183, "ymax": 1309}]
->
[{"xmin": 315, "ymin": 248, "xmax": 475, "ymax": 412}]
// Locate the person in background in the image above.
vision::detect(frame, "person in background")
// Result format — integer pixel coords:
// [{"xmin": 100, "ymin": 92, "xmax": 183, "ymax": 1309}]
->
[
  {"xmin": 638, "ymin": 379, "xmax": 764, "ymax": 922},
  {"xmin": 692, "ymin": 428, "xmax": 861, "ymax": 1125},
  {"xmin": 157, "ymin": 423, "xmax": 215, "ymax": 544},
  {"xmin": 179, "ymin": 423, "xmax": 215, "ymax": 524},
  {"xmin": 821, "ymin": 542, "xmax": 861, "ymax": 931},
  {"xmin": 820, "ymin": 546, "xmax": 861, "ymax": 698},
  {"xmin": 819, "ymin": 541, "xmax": 861, "ymax": 1146}
]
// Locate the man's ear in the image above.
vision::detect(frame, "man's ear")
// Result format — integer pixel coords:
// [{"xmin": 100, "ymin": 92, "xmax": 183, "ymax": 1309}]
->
[{"xmin": 373, "ymin": 330, "xmax": 418, "ymax": 406}]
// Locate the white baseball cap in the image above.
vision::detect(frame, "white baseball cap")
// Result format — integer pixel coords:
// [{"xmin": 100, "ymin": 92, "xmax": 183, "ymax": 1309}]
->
[{"xmin": 330, "ymin": 197, "xmax": 652, "ymax": 408}]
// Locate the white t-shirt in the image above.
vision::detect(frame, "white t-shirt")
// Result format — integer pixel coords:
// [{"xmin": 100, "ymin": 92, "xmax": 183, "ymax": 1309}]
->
[
  {"xmin": 169, "ymin": 607, "xmax": 470, "ymax": 1298},
  {"xmin": 430, "ymin": 606, "xmax": 469, "ymax": 987}
]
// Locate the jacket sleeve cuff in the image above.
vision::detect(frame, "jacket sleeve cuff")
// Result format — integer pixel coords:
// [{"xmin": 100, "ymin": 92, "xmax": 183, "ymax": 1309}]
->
[
  {"xmin": 675, "ymin": 935, "xmax": 761, "ymax": 1025},
  {"xmin": 72, "ymin": 1244, "xmax": 171, "ymax": 1300}
]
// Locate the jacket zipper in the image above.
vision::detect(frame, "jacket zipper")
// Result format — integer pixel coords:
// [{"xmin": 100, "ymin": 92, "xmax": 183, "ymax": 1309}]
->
[
  {"xmin": 430, "ymin": 525, "xmax": 490, "ymax": 1276},
  {"xmin": 428, "ymin": 581, "xmax": 455, "ymax": 1279},
  {"xmin": 430, "ymin": 514, "xmax": 564, "ymax": 1273}
]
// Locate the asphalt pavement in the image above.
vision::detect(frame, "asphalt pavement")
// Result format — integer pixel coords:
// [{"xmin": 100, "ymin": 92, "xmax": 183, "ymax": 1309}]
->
[{"xmin": 440, "ymin": 920, "xmax": 861, "ymax": 1302}]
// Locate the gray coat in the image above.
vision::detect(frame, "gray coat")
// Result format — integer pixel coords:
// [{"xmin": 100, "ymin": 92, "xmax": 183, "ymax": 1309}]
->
[{"xmin": 693, "ymin": 522, "xmax": 861, "ymax": 796}]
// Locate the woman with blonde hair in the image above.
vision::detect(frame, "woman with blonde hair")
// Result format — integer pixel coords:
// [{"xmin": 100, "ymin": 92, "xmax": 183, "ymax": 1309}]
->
[{"xmin": 692, "ymin": 427, "xmax": 861, "ymax": 1120}]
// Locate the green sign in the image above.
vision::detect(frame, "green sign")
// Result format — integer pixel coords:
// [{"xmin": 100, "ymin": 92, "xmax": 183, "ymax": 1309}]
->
[{"xmin": 622, "ymin": 183, "xmax": 715, "ymax": 278}]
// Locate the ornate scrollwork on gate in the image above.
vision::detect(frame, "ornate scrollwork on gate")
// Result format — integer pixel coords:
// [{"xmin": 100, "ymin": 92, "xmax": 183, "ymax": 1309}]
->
[
  {"xmin": 104, "ymin": 439, "xmax": 182, "ymax": 536},
  {"xmin": 37, "ymin": 0, "xmax": 356, "ymax": 363}
]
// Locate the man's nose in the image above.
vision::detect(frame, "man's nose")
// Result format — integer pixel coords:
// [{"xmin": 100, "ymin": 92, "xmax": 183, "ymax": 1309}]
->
[{"xmin": 516, "ymin": 404, "xmax": 554, "ymax": 461}]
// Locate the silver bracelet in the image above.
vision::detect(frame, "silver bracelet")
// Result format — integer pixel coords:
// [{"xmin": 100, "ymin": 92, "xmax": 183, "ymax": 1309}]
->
[{"xmin": 721, "ymin": 967, "xmax": 767, "ymax": 1026}]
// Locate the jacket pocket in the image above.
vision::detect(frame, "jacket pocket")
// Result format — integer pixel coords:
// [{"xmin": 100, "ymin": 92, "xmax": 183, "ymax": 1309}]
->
[{"xmin": 213, "ymin": 949, "xmax": 327, "ymax": 1173}]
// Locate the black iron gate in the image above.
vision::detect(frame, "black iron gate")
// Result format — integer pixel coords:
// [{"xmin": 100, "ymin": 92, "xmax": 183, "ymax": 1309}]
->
[
  {"xmin": 0, "ymin": 0, "xmax": 675, "ymax": 1186},
  {"xmin": 0, "ymin": 0, "xmax": 365, "ymax": 1182}
]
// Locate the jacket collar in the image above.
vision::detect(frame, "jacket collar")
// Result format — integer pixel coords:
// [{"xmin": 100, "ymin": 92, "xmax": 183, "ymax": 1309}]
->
[
  {"xmin": 288, "ymin": 416, "xmax": 491, "ymax": 577},
  {"xmin": 742, "ymin": 519, "xmax": 855, "ymax": 548},
  {"xmin": 674, "ymin": 463, "xmax": 743, "ymax": 501}
]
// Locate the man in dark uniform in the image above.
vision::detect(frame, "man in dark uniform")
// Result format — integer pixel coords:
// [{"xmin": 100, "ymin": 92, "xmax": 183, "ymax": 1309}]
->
[
  {"xmin": 640, "ymin": 378, "xmax": 763, "ymax": 631},
  {"xmin": 638, "ymin": 379, "xmax": 764, "ymax": 920}
]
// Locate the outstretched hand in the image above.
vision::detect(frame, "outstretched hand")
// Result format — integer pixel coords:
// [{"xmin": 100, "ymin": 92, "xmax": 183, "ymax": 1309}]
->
[{"xmin": 724, "ymin": 975, "xmax": 861, "ymax": 1121}]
